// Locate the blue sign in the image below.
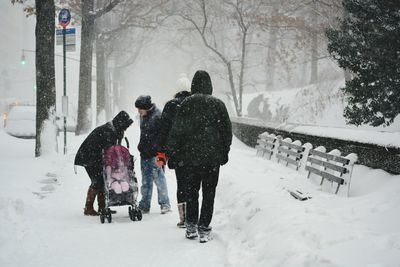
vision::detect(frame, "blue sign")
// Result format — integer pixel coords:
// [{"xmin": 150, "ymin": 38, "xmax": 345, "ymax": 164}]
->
[
  {"xmin": 56, "ymin": 28, "xmax": 76, "ymax": 35},
  {"xmin": 58, "ymin": 9, "xmax": 71, "ymax": 28}
]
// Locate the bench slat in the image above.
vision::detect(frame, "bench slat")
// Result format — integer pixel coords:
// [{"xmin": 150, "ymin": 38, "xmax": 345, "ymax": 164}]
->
[
  {"xmin": 265, "ymin": 136, "xmax": 277, "ymax": 142},
  {"xmin": 307, "ymin": 157, "xmax": 348, "ymax": 174},
  {"xmin": 279, "ymin": 141, "xmax": 305, "ymax": 151},
  {"xmin": 278, "ymin": 147, "xmax": 303, "ymax": 158},
  {"xmin": 260, "ymin": 147, "xmax": 274, "ymax": 154},
  {"xmin": 276, "ymin": 153, "xmax": 299, "ymax": 166},
  {"xmin": 309, "ymin": 150, "xmax": 350, "ymax": 164},
  {"xmin": 258, "ymin": 140, "xmax": 275, "ymax": 148},
  {"xmin": 305, "ymin": 165, "xmax": 345, "ymax": 185}
]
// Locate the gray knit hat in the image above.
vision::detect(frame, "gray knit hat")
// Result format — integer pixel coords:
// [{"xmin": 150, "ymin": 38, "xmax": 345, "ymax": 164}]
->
[{"xmin": 135, "ymin": 95, "xmax": 153, "ymax": 110}]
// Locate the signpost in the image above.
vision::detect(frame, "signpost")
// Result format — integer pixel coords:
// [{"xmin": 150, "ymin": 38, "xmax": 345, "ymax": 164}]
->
[
  {"xmin": 56, "ymin": 28, "xmax": 76, "ymax": 52},
  {"xmin": 58, "ymin": 8, "xmax": 71, "ymax": 155}
]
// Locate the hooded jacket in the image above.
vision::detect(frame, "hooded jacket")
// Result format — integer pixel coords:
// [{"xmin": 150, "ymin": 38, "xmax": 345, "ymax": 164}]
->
[
  {"xmin": 74, "ymin": 111, "xmax": 133, "ymax": 167},
  {"xmin": 166, "ymin": 70, "xmax": 232, "ymax": 167},
  {"xmin": 158, "ymin": 90, "xmax": 191, "ymax": 168}
]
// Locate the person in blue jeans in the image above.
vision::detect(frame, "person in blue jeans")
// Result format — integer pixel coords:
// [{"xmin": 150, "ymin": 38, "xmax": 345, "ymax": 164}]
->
[{"xmin": 135, "ymin": 95, "xmax": 171, "ymax": 214}]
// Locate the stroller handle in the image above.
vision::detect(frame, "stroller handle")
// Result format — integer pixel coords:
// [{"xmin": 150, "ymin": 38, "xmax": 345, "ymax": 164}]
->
[{"xmin": 124, "ymin": 137, "xmax": 130, "ymax": 149}]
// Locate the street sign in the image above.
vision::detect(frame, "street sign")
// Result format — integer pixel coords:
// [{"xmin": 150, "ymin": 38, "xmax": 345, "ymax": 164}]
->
[
  {"xmin": 56, "ymin": 28, "xmax": 76, "ymax": 52},
  {"xmin": 58, "ymin": 9, "xmax": 71, "ymax": 28},
  {"xmin": 58, "ymin": 8, "xmax": 72, "ymax": 155}
]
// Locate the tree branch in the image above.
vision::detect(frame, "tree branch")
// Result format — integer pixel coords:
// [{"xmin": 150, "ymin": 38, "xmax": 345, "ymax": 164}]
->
[{"xmin": 94, "ymin": 0, "xmax": 122, "ymax": 19}]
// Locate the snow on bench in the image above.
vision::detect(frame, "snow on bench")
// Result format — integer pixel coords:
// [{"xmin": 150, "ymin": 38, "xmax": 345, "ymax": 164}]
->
[
  {"xmin": 255, "ymin": 132, "xmax": 358, "ymax": 197},
  {"xmin": 305, "ymin": 146, "xmax": 358, "ymax": 196},
  {"xmin": 276, "ymin": 138, "xmax": 311, "ymax": 171},
  {"xmin": 255, "ymin": 132, "xmax": 280, "ymax": 160}
]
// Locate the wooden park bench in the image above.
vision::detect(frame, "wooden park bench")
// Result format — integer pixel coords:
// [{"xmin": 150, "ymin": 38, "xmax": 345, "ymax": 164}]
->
[
  {"xmin": 255, "ymin": 132, "xmax": 279, "ymax": 160},
  {"xmin": 305, "ymin": 147, "xmax": 358, "ymax": 196},
  {"xmin": 276, "ymin": 138, "xmax": 308, "ymax": 171}
]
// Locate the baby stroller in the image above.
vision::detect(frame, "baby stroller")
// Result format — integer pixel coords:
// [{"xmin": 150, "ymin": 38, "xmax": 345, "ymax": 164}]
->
[{"xmin": 100, "ymin": 138, "xmax": 142, "ymax": 223}]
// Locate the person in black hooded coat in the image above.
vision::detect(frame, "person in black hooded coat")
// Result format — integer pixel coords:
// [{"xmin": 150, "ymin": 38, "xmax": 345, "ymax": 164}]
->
[
  {"xmin": 166, "ymin": 70, "xmax": 232, "ymax": 242},
  {"xmin": 75, "ymin": 111, "xmax": 133, "ymax": 216},
  {"xmin": 158, "ymin": 88, "xmax": 191, "ymax": 227}
]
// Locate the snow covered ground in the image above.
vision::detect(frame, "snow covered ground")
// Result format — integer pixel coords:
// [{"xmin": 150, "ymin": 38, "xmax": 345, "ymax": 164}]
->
[{"xmin": 1, "ymin": 123, "xmax": 400, "ymax": 267}]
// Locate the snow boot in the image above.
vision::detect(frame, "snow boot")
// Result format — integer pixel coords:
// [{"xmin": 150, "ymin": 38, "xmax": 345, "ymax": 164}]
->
[
  {"xmin": 177, "ymin": 202, "xmax": 186, "ymax": 228},
  {"xmin": 198, "ymin": 226, "xmax": 212, "ymax": 243},
  {"xmin": 84, "ymin": 187, "xmax": 99, "ymax": 216},
  {"xmin": 185, "ymin": 223, "xmax": 198, "ymax": 239}
]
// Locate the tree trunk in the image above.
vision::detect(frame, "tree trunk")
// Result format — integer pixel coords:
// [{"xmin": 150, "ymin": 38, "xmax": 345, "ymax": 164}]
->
[
  {"xmin": 112, "ymin": 69, "xmax": 120, "ymax": 116},
  {"xmin": 342, "ymin": 8, "xmax": 352, "ymax": 82},
  {"xmin": 238, "ymin": 29, "xmax": 247, "ymax": 114},
  {"xmin": 309, "ymin": 0, "xmax": 318, "ymax": 84},
  {"xmin": 95, "ymin": 36, "xmax": 106, "ymax": 125},
  {"xmin": 265, "ymin": 27, "xmax": 277, "ymax": 91},
  {"xmin": 35, "ymin": 0, "xmax": 56, "ymax": 157},
  {"xmin": 227, "ymin": 62, "xmax": 241, "ymax": 116},
  {"xmin": 76, "ymin": 0, "xmax": 95, "ymax": 135},
  {"xmin": 265, "ymin": 4, "xmax": 279, "ymax": 91}
]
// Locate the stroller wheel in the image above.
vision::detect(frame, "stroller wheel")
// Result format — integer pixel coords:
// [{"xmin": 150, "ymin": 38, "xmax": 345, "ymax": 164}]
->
[
  {"xmin": 129, "ymin": 207, "xmax": 137, "ymax": 221},
  {"xmin": 128, "ymin": 206, "xmax": 133, "ymax": 220},
  {"xmin": 136, "ymin": 209, "xmax": 142, "ymax": 221},
  {"xmin": 100, "ymin": 214, "xmax": 105, "ymax": 224}
]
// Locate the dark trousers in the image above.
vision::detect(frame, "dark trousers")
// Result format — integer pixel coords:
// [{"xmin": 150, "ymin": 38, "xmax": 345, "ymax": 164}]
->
[
  {"xmin": 85, "ymin": 165, "xmax": 105, "ymax": 191},
  {"xmin": 175, "ymin": 167, "xmax": 187, "ymax": 204},
  {"xmin": 182, "ymin": 165, "xmax": 220, "ymax": 228}
]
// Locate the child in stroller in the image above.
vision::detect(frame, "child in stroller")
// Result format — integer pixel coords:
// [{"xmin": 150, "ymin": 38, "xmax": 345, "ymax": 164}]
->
[
  {"xmin": 100, "ymin": 142, "xmax": 142, "ymax": 223},
  {"xmin": 106, "ymin": 148, "xmax": 132, "ymax": 200}
]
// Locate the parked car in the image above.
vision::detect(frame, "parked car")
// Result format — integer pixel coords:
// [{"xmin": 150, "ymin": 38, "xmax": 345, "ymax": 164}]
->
[
  {"xmin": 4, "ymin": 105, "xmax": 36, "ymax": 139},
  {"xmin": 3, "ymin": 104, "xmax": 79, "ymax": 139}
]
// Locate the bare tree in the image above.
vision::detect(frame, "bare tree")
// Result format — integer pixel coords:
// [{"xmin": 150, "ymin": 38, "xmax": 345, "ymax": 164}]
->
[
  {"xmin": 93, "ymin": 0, "xmax": 167, "ymax": 122},
  {"xmin": 174, "ymin": 0, "xmax": 264, "ymax": 116}
]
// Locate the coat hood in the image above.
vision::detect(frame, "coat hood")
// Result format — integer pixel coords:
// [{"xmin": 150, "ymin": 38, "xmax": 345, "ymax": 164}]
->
[
  {"xmin": 112, "ymin": 110, "xmax": 133, "ymax": 131},
  {"xmin": 174, "ymin": 90, "xmax": 191, "ymax": 99},
  {"xmin": 191, "ymin": 70, "xmax": 213, "ymax": 95}
]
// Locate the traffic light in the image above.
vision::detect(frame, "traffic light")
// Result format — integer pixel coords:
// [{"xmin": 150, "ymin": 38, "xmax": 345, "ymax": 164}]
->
[{"xmin": 21, "ymin": 51, "xmax": 26, "ymax": 65}]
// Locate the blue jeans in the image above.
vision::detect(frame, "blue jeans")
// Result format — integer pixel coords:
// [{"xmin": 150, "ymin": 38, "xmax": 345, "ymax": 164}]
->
[{"xmin": 138, "ymin": 157, "xmax": 170, "ymax": 211}]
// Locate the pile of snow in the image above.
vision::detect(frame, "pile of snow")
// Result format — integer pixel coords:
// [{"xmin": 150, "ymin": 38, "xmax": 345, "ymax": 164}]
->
[{"xmin": 1, "ymin": 123, "xmax": 400, "ymax": 267}]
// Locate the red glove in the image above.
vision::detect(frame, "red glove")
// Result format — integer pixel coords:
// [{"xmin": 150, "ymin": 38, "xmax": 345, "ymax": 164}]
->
[{"xmin": 156, "ymin": 152, "xmax": 167, "ymax": 168}]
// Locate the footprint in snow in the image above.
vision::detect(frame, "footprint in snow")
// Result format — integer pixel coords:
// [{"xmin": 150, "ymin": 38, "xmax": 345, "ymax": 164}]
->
[{"xmin": 33, "ymin": 173, "xmax": 60, "ymax": 199}]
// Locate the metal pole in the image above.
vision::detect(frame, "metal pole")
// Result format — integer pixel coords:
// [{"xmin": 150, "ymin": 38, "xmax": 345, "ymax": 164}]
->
[{"xmin": 63, "ymin": 27, "xmax": 67, "ymax": 155}]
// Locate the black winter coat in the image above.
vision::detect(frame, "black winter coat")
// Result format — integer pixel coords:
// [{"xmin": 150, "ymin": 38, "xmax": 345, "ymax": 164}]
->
[
  {"xmin": 137, "ymin": 105, "xmax": 162, "ymax": 159},
  {"xmin": 74, "ymin": 122, "xmax": 123, "ymax": 167},
  {"xmin": 74, "ymin": 111, "xmax": 132, "ymax": 167},
  {"xmin": 158, "ymin": 91, "xmax": 191, "ymax": 168},
  {"xmin": 166, "ymin": 71, "xmax": 232, "ymax": 167}
]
